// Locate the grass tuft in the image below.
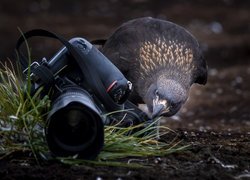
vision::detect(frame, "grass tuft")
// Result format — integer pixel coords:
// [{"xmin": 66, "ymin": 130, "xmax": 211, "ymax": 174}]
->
[
  {"xmin": 0, "ymin": 62, "xmax": 50, "ymax": 163},
  {"xmin": 0, "ymin": 61, "xmax": 188, "ymax": 167}
]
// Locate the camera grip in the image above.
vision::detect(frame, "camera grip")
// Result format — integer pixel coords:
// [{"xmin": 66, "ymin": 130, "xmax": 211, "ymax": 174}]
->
[{"xmin": 70, "ymin": 38, "xmax": 132, "ymax": 104}]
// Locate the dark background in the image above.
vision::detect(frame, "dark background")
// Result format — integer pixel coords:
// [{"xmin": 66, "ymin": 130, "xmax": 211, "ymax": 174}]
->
[
  {"xmin": 0, "ymin": 1, "xmax": 250, "ymax": 179},
  {"xmin": 0, "ymin": 0, "xmax": 250, "ymax": 146},
  {"xmin": 1, "ymin": 0, "xmax": 249, "ymax": 64}
]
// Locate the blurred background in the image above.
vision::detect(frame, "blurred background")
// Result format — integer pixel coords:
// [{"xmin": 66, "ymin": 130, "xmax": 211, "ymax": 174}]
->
[{"xmin": 0, "ymin": 0, "xmax": 249, "ymax": 132}]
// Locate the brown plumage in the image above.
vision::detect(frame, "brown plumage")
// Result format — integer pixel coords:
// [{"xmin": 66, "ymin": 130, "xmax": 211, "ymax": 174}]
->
[{"xmin": 101, "ymin": 17, "xmax": 207, "ymax": 118}]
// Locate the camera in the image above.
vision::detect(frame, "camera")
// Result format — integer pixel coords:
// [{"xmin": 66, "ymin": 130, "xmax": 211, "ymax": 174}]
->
[{"xmin": 17, "ymin": 29, "xmax": 149, "ymax": 159}]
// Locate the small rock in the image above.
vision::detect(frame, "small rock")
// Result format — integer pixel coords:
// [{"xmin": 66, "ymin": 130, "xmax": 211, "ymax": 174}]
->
[
  {"xmin": 209, "ymin": 21, "xmax": 223, "ymax": 34},
  {"xmin": 154, "ymin": 157, "xmax": 162, "ymax": 164},
  {"xmin": 190, "ymin": 132, "xmax": 196, "ymax": 137},
  {"xmin": 209, "ymin": 68, "xmax": 218, "ymax": 76}
]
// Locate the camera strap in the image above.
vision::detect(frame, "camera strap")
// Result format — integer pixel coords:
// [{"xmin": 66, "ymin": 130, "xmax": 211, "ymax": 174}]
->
[
  {"xmin": 15, "ymin": 29, "xmax": 125, "ymax": 111},
  {"xmin": 16, "ymin": 29, "xmax": 151, "ymax": 123}
]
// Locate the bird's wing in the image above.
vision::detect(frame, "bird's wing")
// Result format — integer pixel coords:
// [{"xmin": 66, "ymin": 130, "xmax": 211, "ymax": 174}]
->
[
  {"xmin": 101, "ymin": 17, "xmax": 208, "ymax": 108},
  {"xmin": 101, "ymin": 26, "xmax": 141, "ymax": 77},
  {"xmin": 102, "ymin": 17, "xmax": 207, "ymax": 86}
]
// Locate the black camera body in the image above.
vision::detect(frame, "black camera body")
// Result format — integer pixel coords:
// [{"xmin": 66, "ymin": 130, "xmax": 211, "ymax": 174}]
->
[
  {"xmin": 28, "ymin": 37, "xmax": 132, "ymax": 107},
  {"xmin": 21, "ymin": 35, "xmax": 132, "ymax": 159},
  {"xmin": 17, "ymin": 29, "xmax": 150, "ymax": 159},
  {"xmin": 48, "ymin": 38, "xmax": 133, "ymax": 159}
]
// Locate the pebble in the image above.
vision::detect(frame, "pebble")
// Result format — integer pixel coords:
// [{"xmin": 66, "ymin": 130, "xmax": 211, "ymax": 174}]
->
[
  {"xmin": 230, "ymin": 106, "xmax": 238, "ymax": 113},
  {"xmin": 194, "ymin": 119, "xmax": 201, "ymax": 124},
  {"xmin": 206, "ymin": 126, "xmax": 212, "ymax": 130},
  {"xmin": 210, "ymin": 131, "xmax": 217, "ymax": 135},
  {"xmin": 231, "ymin": 76, "xmax": 243, "ymax": 87},
  {"xmin": 209, "ymin": 21, "xmax": 223, "ymax": 34},
  {"xmin": 188, "ymin": 123, "xmax": 194, "ymax": 127},
  {"xmin": 183, "ymin": 131, "xmax": 188, "ymax": 136},
  {"xmin": 209, "ymin": 68, "xmax": 218, "ymax": 76},
  {"xmin": 190, "ymin": 132, "xmax": 196, "ymax": 137},
  {"xmin": 171, "ymin": 115, "xmax": 181, "ymax": 121},
  {"xmin": 20, "ymin": 162, "xmax": 30, "ymax": 167},
  {"xmin": 154, "ymin": 157, "xmax": 162, "ymax": 164},
  {"xmin": 199, "ymin": 126, "xmax": 206, "ymax": 132},
  {"xmin": 216, "ymin": 88, "xmax": 223, "ymax": 94}
]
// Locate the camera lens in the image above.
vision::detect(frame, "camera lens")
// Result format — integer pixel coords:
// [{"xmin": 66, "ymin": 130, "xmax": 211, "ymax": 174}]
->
[
  {"xmin": 67, "ymin": 109, "xmax": 82, "ymax": 127},
  {"xmin": 51, "ymin": 104, "xmax": 97, "ymax": 148},
  {"xmin": 46, "ymin": 88, "xmax": 104, "ymax": 159}
]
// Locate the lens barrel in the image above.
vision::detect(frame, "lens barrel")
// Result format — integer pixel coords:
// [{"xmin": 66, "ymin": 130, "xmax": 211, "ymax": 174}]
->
[{"xmin": 45, "ymin": 87, "xmax": 104, "ymax": 159}]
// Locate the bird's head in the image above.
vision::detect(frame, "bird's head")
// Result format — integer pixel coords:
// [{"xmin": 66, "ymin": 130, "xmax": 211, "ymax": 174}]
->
[
  {"xmin": 144, "ymin": 76, "xmax": 188, "ymax": 118},
  {"xmin": 100, "ymin": 17, "xmax": 208, "ymax": 119}
]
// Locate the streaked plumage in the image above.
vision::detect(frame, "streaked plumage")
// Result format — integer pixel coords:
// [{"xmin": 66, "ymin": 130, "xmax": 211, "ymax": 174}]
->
[{"xmin": 101, "ymin": 17, "xmax": 207, "ymax": 118}]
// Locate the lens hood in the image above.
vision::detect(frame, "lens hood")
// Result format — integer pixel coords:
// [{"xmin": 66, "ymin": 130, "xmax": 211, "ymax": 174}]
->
[{"xmin": 46, "ymin": 87, "xmax": 104, "ymax": 159}]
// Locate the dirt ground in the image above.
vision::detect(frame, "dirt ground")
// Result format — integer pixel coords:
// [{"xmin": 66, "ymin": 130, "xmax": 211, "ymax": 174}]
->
[{"xmin": 0, "ymin": 0, "xmax": 250, "ymax": 179}]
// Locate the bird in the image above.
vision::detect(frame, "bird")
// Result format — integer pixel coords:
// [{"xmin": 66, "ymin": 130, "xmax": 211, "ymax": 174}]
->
[{"xmin": 100, "ymin": 17, "xmax": 207, "ymax": 119}]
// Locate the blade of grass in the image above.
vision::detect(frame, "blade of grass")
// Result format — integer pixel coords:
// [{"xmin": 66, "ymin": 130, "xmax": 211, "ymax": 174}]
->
[{"xmin": 0, "ymin": 59, "xmax": 189, "ymax": 167}]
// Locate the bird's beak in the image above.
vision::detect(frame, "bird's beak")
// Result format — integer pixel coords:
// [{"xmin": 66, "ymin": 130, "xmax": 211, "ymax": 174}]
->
[{"xmin": 152, "ymin": 103, "xmax": 165, "ymax": 119}]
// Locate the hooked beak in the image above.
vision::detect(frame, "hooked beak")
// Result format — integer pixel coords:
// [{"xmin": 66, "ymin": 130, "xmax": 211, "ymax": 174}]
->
[
  {"xmin": 151, "ymin": 97, "xmax": 169, "ymax": 119},
  {"xmin": 152, "ymin": 103, "xmax": 165, "ymax": 119}
]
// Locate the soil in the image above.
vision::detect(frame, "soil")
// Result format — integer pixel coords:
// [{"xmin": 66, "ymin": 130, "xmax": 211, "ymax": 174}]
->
[{"xmin": 0, "ymin": 0, "xmax": 250, "ymax": 179}]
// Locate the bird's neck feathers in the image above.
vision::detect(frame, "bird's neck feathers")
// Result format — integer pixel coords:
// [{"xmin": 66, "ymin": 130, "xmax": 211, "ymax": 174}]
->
[
  {"xmin": 136, "ymin": 37, "xmax": 195, "ymax": 96},
  {"xmin": 138, "ymin": 37, "xmax": 195, "ymax": 74},
  {"xmin": 137, "ymin": 69, "xmax": 191, "ymax": 98}
]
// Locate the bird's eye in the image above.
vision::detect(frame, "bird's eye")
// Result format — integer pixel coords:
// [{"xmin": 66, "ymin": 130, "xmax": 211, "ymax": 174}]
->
[{"xmin": 155, "ymin": 90, "xmax": 159, "ymax": 96}]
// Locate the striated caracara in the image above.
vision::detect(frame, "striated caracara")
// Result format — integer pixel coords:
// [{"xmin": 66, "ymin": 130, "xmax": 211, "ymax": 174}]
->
[{"xmin": 101, "ymin": 17, "xmax": 208, "ymax": 118}]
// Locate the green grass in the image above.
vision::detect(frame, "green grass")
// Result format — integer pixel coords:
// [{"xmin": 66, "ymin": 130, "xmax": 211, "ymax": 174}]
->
[
  {"xmin": 0, "ymin": 62, "xmax": 50, "ymax": 163},
  {"xmin": 0, "ymin": 61, "xmax": 188, "ymax": 167}
]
